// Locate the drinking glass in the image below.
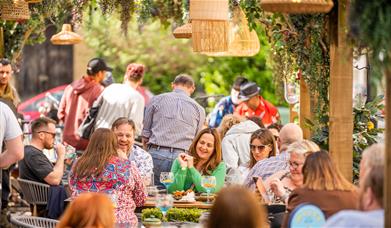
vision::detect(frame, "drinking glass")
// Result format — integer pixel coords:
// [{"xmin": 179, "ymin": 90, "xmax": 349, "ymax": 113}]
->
[
  {"xmin": 160, "ymin": 172, "xmax": 174, "ymax": 193},
  {"xmin": 201, "ymin": 176, "xmax": 216, "ymax": 204},
  {"xmin": 156, "ymin": 194, "xmax": 173, "ymax": 219}
]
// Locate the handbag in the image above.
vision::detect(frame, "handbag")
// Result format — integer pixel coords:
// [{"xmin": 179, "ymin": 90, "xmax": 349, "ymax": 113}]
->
[{"xmin": 78, "ymin": 96, "xmax": 102, "ymax": 139}]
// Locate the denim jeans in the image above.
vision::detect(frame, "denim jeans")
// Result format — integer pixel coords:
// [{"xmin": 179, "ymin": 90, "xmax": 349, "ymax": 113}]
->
[{"xmin": 148, "ymin": 147, "xmax": 182, "ymax": 189}]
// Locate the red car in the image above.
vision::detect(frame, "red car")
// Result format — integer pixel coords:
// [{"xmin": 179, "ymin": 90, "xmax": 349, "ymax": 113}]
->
[{"xmin": 18, "ymin": 84, "xmax": 153, "ymax": 121}]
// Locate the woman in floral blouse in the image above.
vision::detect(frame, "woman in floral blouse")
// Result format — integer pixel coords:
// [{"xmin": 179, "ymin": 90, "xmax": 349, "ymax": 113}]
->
[{"xmin": 69, "ymin": 128, "xmax": 146, "ymax": 227}]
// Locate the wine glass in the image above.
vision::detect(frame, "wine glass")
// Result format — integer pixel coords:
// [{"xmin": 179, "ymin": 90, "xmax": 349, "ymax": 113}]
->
[
  {"xmin": 160, "ymin": 172, "xmax": 174, "ymax": 193},
  {"xmin": 201, "ymin": 176, "xmax": 216, "ymax": 204},
  {"xmin": 156, "ymin": 194, "xmax": 173, "ymax": 220}
]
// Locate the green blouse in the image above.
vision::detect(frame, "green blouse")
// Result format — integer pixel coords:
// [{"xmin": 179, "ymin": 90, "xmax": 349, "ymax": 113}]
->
[{"xmin": 168, "ymin": 159, "xmax": 226, "ymax": 193}]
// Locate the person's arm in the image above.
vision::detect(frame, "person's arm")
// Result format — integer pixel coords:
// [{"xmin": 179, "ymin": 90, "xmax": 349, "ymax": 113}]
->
[
  {"xmin": 221, "ymin": 137, "xmax": 239, "ymax": 171},
  {"xmin": 141, "ymin": 97, "xmax": 156, "ymax": 148},
  {"xmin": 44, "ymin": 144, "xmax": 66, "ymax": 185},
  {"xmin": 208, "ymin": 99, "xmax": 225, "ymax": 128},
  {"xmin": 168, "ymin": 159, "xmax": 187, "ymax": 193},
  {"xmin": 189, "ymin": 162, "xmax": 226, "ymax": 193},
  {"xmin": 0, "ymin": 135, "xmax": 23, "ymax": 168}
]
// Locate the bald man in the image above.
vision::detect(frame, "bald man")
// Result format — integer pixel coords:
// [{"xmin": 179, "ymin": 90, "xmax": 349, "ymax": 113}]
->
[{"xmin": 244, "ymin": 123, "xmax": 303, "ymax": 189}]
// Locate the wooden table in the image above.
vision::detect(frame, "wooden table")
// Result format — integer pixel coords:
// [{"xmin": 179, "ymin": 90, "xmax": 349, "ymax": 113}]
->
[{"xmin": 142, "ymin": 198, "xmax": 213, "ymax": 210}]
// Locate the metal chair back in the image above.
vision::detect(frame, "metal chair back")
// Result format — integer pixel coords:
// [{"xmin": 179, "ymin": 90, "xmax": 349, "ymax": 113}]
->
[
  {"xmin": 17, "ymin": 178, "xmax": 50, "ymax": 205},
  {"xmin": 10, "ymin": 215, "xmax": 58, "ymax": 228}
]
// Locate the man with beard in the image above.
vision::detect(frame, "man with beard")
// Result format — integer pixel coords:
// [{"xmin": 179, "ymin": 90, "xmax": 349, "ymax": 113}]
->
[
  {"xmin": 112, "ymin": 117, "xmax": 153, "ymax": 185},
  {"xmin": 19, "ymin": 117, "xmax": 65, "ymax": 185}
]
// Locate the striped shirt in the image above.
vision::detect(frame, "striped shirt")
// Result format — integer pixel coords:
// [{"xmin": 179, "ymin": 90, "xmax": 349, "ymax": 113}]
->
[
  {"xmin": 142, "ymin": 89, "xmax": 205, "ymax": 150},
  {"xmin": 244, "ymin": 151, "xmax": 290, "ymax": 190}
]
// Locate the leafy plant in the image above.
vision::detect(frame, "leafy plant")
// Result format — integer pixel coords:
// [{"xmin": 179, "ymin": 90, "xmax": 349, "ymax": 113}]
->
[
  {"xmin": 352, "ymin": 95, "xmax": 385, "ymax": 182},
  {"xmin": 141, "ymin": 207, "xmax": 205, "ymax": 223}
]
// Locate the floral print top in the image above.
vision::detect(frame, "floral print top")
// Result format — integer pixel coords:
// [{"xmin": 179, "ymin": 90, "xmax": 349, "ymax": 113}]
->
[
  {"xmin": 70, "ymin": 156, "xmax": 146, "ymax": 226},
  {"xmin": 129, "ymin": 145, "xmax": 154, "ymax": 179}
]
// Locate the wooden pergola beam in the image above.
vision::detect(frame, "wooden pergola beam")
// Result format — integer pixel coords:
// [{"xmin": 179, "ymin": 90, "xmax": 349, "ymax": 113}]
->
[
  {"xmin": 385, "ymin": 68, "xmax": 391, "ymax": 228},
  {"xmin": 299, "ymin": 77, "xmax": 311, "ymax": 139},
  {"xmin": 329, "ymin": 0, "xmax": 353, "ymax": 181}
]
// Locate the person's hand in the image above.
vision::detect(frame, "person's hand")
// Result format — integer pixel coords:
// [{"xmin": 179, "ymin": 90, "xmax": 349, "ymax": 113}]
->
[
  {"xmin": 55, "ymin": 143, "xmax": 66, "ymax": 160},
  {"xmin": 269, "ymin": 179, "xmax": 285, "ymax": 198},
  {"xmin": 117, "ymin": 149, "xmax": 128, "ymax": 159},
  {"xmin": 186, "ymin": 155, "xmax": 194, "ymax": 168},
  {"xmin": 178, "ymin": 153, "xmax": 188, "ymax": 168}
]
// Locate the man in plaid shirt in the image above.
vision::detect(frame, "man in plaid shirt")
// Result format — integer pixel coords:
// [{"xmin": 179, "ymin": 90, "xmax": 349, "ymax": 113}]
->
[{"xmin": 244, "ymin": 123, "xmax": 303, "ymax": 190}]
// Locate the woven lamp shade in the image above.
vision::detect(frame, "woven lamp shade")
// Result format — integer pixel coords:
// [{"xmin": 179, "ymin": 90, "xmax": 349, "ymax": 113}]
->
[
  {"xmin": 173, "ymin": 23, "xmax": 192, "ymax": 39},
  {"xmin": 260, "ymin": 0, "xmax": 334, "ymax": 14},
  {"xmin": 0, "ymin": 0, "xmax": 30, "ymax": 21},
  {"xmin": 190, "ymin": 0, "xmax": 229, "ymax": 52},
  {"xmin": 203, "ymin": 8, "xmax": 260, "ymax": 57},
  {"xmin": 50, "ymin": 24, "xmax": 83, "ymax": 45}
]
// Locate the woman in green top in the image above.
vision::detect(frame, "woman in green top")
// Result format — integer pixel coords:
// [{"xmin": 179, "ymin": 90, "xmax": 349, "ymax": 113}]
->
[{"xmin": 168, "ymin": 128, "xmax": 226, "ymax": 193}]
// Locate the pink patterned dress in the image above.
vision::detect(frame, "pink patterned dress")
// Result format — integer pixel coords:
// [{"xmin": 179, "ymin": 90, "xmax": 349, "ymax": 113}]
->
[{"xmin": 70, "ymin": 156, "xmax": 146, "ymax": 227}]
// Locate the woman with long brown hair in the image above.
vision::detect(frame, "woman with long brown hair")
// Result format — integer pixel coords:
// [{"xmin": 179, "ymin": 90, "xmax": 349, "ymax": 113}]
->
[
  {"xmin": 282, "ymin": 150, "xmax": 358, "ymax": 227},
  {"xmin": 69, "ymin": 128, "xmax": 146, "ymax": 227},
  {"xmin": 57, "ymin": 192, "xmax": 115, "ymax": 228},
  {"xmin": 248, "ymin": 128, "xmax": 277, "ymax": 169},
  {"xmin": 168, "ymin": 128, "xmax": 226, "ymax": 193}
]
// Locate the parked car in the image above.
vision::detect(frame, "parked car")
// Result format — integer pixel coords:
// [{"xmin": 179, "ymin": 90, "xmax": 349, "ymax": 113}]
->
[{"xmin": 18, "ymin": 84, "xmax": 154, "ymax": 121}]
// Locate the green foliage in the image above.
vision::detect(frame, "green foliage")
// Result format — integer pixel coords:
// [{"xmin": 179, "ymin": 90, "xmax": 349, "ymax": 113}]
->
[
  {"xmin": 349, "ymin": 0, "xmax": 391, "ymax": 69},
  {"xmin": 166, "ymin": 207, "xmax": 205, "ymax": 223},
  {"xmin": 142, "ymin": 207, "xmax": 205, "ymax": 223},
  {"xmin": 81, "ymin": 11, "xmax": 207, "ymax": 94},
  {"xmin": 141, "ymin": 208, "xmax": 164, "ymax": 221},
  {"xmin": 352, "ymin": 95, "xmax": 385, "ymax": 182}
]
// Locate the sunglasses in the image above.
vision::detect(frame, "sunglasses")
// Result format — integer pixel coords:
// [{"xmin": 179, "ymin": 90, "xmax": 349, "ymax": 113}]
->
[{"xmin": 250, "ymin": 144, "xmax": 269, "ymax": 152}]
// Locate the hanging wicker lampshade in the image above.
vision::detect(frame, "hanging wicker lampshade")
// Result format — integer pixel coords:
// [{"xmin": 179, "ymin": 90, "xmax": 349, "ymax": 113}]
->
[
  {"xmin": 203, "ymin": 7, "xmax": 260, "ymax": 57},
  {"xmin": 50, "ymin": 24, "xmax": 83, "ymax": 45},
  {"xmin": 173, "ymin": 23, "xmax": 192, "ymax": 39},
  {"xmin": 260, "ymin": 0, "xmax": 334, "ymax": 14},
  {"xmin": 0, "ymin": 0, "xmax": 30, "ymax": 21},
  {"xmin": 190, "ymin": 0, "xmax": 229, "ymax": 52}
]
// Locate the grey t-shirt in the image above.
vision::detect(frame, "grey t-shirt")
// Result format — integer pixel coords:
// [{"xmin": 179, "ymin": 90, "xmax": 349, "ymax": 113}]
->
[
  {"xmin": 19, "ymin": 145, "xmax": 54, "ymax": 184},
  {"xmin": 0, "ymin": 102, "xmax": 22, "ymax": 150}
]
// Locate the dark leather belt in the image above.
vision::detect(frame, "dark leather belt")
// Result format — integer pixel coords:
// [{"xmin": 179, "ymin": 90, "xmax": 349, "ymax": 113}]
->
[{"xmin": 148, "ymin": 144, "xmax": 187, "ymax": 153}]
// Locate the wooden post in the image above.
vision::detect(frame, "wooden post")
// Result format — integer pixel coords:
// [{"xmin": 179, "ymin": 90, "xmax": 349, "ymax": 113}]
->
[
  {"xmin": 299, "ymin": 77, "xmax": 311, "ymax": 139},
  {"xmin": 385, "ymin": 68, "xmax": 391, "ymax": 228},
  {"xmin": 289, "ymin": 104, "xmax": 298, "ymax": 123},
  {"xmin": 329, "ymin": 0, "xmax": 353, "ymax": 181}
]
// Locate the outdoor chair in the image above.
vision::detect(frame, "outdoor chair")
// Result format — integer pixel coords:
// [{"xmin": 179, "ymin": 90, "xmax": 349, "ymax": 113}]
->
[
  {"xmin": 17, "ymin": 178, "xmax": 50, "ymax": 216},
  {"xmin": 10, "ymin": 215, "xmax": 58, "ymax": 228},
  {"xmin": 288, "ymin": 203, "xmax": 326, "ymax": 228}
]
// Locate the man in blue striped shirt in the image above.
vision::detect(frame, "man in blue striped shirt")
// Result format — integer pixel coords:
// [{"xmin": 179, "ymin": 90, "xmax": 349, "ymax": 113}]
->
[{"xmin": 142, "ymin": 74, "xmax": 206, "ymax": 186}]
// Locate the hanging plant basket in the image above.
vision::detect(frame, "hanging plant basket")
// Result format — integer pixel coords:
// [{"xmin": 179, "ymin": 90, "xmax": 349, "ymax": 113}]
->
[
  {"xmin": 50, "ymin": 24, "xmax": 83, "ymax": 45},
  {"xmin": 260, "ymin": 0, "xmax": 334, "ymax": 14},
  {"xmin": 190, "ymin": 0, "xmax": 229, "ymax": 52},
  {"xmin": 203, "ymin": 7, "xmax": 260, "ymax": 57},
  {"xmin": 0, "ymin": 0, "xmax": 30, "ymax": 21},
  {"xmin": 173, "ymin": 23, "xmax": 192, "ymax": 39}
]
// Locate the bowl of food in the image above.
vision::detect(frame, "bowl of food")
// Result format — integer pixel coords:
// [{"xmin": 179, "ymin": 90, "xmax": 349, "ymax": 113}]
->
[
  {"xmin": 195, "ymin": 193, "xmax": 216, "ymax": 202},
  {"xmin": 143, "ymin": 218, "xmax": 162, "ymax": 227}
]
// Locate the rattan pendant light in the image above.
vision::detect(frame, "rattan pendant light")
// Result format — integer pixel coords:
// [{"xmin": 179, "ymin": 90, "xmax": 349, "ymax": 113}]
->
[
  {"xmin": 50, "ymin": 24, "xmax": 83, "ymax": 45},
  {"xmin": 202, "ymin": 7, "xmax": 260, "ymax": 57},
  {"xmin": 260, "ymin": 0, "xmax": 334, "ymax": 14},
  {"xmin": 190, "ymin": 0, "xmax": 229, "ymax": 52},
  {"xmin": 0, "ymin": 0, "xmax": 30, "ymax": 21}
]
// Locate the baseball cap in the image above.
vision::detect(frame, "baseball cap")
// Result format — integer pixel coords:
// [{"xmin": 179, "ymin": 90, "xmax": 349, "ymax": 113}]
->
[
  {"xmin": 86, "ymin": 58, "xmax": 113, "ymax": 75},
  {"xmin": 239, "ymin": 82, "xmax": 261, "ymax": 101}
]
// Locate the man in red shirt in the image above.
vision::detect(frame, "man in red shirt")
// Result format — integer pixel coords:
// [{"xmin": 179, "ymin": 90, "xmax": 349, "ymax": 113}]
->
[{"xmin": 235, "ymin": 82, "xmax": 280, "ymax": 127}]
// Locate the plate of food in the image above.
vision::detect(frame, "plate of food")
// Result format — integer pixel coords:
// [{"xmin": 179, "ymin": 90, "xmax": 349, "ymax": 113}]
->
[
  {"xmin": 195, "ymin": 193, "xmax": 216, "ymax": 202},
  {"xmin": 172, "ymin": 190, "xmax": 196, "ymax": 203}
]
